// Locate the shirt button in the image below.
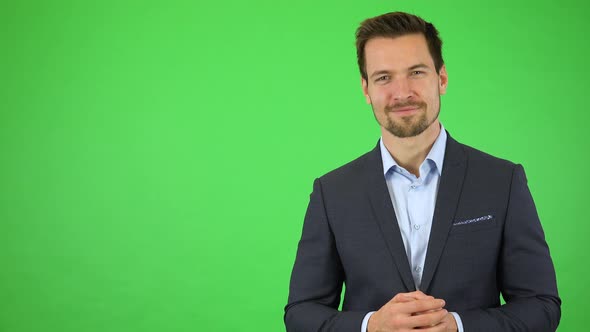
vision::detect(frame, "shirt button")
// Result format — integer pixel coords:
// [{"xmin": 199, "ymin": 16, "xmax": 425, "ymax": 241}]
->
[
  {"xmin": 414, "ymin": 224, "xmax": 421, "ymax": 230},
  {"xmin": 415, "ymin": 266, "xmax": 422, "ymax": 273},
  {"xmin": 410, "ymin": 184, "xmax": 417, "ymax": 189}
]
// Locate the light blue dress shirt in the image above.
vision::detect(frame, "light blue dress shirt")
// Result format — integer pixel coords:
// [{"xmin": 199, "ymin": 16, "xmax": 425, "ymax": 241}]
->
[{"xmin": 360, "ymin": 125, "xmax": 464, "ymax": 332}]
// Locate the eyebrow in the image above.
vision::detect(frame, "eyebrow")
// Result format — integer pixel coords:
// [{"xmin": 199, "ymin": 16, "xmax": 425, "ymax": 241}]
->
[
  {"xmin": 370, "ymin": 70, "xmax": 391, "ymax": 79},
  {"xmin": 369, "ymin": 63, "xmax": 431, "ymax": 79},
  {"xmin": 408, "ymin": 63, "xmax": 430, "ymax": 71}
]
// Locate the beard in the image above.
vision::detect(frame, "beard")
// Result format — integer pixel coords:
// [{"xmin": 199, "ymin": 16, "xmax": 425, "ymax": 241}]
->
[{"xmin": 374, "ymin": 100, "xmax": 440, "ymax": 138}]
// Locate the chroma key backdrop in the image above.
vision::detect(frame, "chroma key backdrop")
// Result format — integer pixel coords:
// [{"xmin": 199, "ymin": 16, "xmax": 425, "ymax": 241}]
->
[{"xmin": 1, "ymin": 0, "xmax": 588, "ymax": 331}]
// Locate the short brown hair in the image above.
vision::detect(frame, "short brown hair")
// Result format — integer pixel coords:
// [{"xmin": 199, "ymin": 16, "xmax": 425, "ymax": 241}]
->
[{"xmin": 356, "ymin": 12, "xmax": 444, "ymax": 80}]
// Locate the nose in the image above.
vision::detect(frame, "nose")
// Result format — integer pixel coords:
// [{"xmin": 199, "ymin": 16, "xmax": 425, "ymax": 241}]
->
[{"xmin": 390, "ymin": 77, "xmax": 413, "ymax": 102}]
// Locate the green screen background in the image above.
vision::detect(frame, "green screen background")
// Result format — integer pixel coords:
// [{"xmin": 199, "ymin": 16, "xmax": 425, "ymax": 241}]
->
[{"xmin": 1, "ymin": 0, "xmax": 588, "ymax": 331}]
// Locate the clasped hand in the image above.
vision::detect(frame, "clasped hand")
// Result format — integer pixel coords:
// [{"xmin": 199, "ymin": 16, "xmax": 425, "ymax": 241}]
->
[{"xmin": 367, "ymin": 290, "xmax": 457, "ymax": 332}]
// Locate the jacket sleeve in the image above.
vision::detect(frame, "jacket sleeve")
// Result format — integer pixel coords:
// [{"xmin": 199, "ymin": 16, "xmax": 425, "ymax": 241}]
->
[
  {"xmin": 284, "ymin": 178, "xmax": 367, "ymax": 332},
  {"xmin": 457, "ymin": 164, "xmax": 561, "ymax": 331}
]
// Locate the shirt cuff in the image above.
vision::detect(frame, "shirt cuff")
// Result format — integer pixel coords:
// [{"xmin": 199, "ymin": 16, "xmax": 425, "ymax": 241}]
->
[
  {"xmin": 450, "ymin": 312, "xmax": 464, "ymax": 332},
  {"xmin": 361, "ymin": 311, "xmax": 375, "ymax": 332}
]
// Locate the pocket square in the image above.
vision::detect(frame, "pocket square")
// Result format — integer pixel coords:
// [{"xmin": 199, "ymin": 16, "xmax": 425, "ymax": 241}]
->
[{"xmin": 453, "ymin": 214, "xmax": 494, "ymax": 226}]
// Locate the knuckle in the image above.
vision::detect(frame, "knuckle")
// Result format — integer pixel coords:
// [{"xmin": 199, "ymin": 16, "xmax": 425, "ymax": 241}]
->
[
  {"xmin": 420, "ymin": 311, "xmax": 442, "ymax": 325},
  {"xmin": 407, "ymin": 303, "xmax": 419, "ymax": 313},
  {"xmin": 415, "ymin": 301, "xmax": 428, "ymax": 311},
  {"xmin": 388, "ymin": 304, "xmax": 402, "ymax": 316}
]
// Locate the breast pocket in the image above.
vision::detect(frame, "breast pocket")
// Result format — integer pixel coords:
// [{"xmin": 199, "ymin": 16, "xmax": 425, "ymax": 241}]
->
[
  {"xmin": 443, "ymin": 215, "xmax": 502, "ymax": 284},
  {"xmin": 449, "ymin": 215, "xmax": 497, "ymax": 235}
]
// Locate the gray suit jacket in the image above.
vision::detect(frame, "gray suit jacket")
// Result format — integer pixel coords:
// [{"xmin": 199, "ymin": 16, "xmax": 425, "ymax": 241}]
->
[{"xmin": 285, "ymin": 133, "xmax": 560, "ymax": 332}]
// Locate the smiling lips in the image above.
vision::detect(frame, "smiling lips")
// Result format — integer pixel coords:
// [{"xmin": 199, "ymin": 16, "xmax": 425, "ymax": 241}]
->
[
  {"xmin": 388, "ymin": 105, "xmax": 423, "ymax": 116},
  {"xmin": 393, "ymin": 106, "xmax": 419, "ymax": 114}
]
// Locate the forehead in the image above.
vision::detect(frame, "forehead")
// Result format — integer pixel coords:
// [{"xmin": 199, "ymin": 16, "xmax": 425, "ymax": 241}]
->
[{"xmin": 364, "ymin": 34, "xmax": 434, "ymax": 73}]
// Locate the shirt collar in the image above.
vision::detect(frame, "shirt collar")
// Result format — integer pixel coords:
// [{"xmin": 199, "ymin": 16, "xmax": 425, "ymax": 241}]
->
[{"xmin": 379, "ymin": 124, "xmax": 447, "ymax": 176}]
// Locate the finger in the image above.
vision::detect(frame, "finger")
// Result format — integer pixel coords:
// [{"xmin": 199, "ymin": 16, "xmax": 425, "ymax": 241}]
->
[
  {"xmin": 412, "ymin": 307, "xmax": 444, "ymax": 316},
  {"xmin": 390, "ymin": 291, "xmax": 433, "ymax": 303},
  {"xmin": 396, "ymin": 298, "xmax": 445, "ymax": 315},
  {"xmin": 407, "ymin": 308, "xmax": 448, "ymax": 329},
  {"xmin": 391, "ymin": 293, "xmax": 415, "ymax": 303},
  {"xmin": 413, "ymin": 320, "xmax": 449, "ymax": 331},
  {"xmin": 405, "ymin": 290, "xmax": 430, "ymax": 300}
]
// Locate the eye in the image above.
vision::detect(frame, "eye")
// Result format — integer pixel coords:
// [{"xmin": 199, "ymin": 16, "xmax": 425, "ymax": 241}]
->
[
  {"xmin": 375, "ymin": 75, "xmax": 390, "ymax": 82},
  {"xmin": 411, "ymin": 70, "xmax": 425, "ymax": 76}
]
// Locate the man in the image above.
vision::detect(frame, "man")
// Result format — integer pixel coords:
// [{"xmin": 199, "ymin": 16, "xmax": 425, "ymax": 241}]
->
[{"xmin": 284, "ymin": 12, "xmax": 560, "ymax": 332}]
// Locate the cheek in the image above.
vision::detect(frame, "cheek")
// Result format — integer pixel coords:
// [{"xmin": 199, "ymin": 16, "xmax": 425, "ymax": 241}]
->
[
  {"xmin": 412, "ymin": 77, "xmax": 436, "ymax": 89},
  {"xmin": 369, "ymin": 88, "xmax": 389, "ymax": 106}
]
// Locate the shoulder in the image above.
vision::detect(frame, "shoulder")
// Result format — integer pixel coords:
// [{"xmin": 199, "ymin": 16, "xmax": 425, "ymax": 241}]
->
[
  {"xmin": 451, "ymin": 138, "xmax": 522, "ymax": 185},
  {"xmin": 460, "ymin": 142, "xmax": 516, "ymax": 168}
]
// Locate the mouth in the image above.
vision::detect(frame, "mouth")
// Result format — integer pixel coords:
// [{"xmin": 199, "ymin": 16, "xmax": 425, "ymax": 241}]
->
[{"xmin": 389, "ymin": 106, "xmax": 421, "ymax": 116}]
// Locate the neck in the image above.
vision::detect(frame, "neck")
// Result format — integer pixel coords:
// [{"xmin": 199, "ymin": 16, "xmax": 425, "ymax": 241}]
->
[{"xmin": 382, "ymin": 120, "xmax": 441, "ymax": 177}]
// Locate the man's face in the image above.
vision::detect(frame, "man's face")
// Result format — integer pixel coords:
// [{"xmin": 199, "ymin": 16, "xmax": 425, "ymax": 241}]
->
[{"xmin": 361, "ymin": 34, "xmax": 448, "ymax": 138}]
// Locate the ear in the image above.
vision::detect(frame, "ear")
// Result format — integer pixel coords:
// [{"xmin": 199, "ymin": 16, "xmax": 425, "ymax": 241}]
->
[
  {"xmin": 438, "ymin": 65, "xmax": 448, "ymax": 95},
  {"xmin": 361, "ymin": 77, "xmax": 371, "ymax": 104}
]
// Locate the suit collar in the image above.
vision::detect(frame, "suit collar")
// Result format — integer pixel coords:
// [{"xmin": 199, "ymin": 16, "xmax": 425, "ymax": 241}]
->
[
  {"xmin": 366, "ymin": 146, "xmax": 416, "ymax": 291},
  {"xmin": 420, "ymin": 132, "xmax": 467, "ymax": 292},
  {"xmin": 364, "ymin": 131, "xmax": 467, "ymax": 293}
]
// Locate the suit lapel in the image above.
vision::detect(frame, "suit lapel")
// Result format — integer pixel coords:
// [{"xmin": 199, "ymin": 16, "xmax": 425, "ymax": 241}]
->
[
  {"xmin": 420, "ymin": 134, "xmax": 467, "ymax": 292},
  {"xmin": 365, "ymin": 143, "xmax": 415, "ymax": 292}
]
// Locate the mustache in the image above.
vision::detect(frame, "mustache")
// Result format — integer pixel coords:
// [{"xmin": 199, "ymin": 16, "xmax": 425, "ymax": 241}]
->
[{"xmin": 385, "ymin": 101, "xmax": 426, "ymax": 112}]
